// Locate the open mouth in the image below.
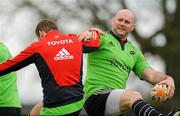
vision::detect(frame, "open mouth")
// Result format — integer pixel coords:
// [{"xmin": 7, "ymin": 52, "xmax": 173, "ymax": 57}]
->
[
  {"xmin": 118, "ymin": 28, "xmax": 125, "ymax": 33},
  {"xmin": 118, "ymin": 26, "xmax": 125, "ymax": 31}
]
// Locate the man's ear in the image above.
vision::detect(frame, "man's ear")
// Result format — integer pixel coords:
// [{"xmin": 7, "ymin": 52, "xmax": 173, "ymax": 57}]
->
[
  {"xmin": 131, "ymin": 24, "xmax": 135, "ymax": 31},
  {"xmin": 39, "ymin": 31, "xmax": 46, "ymax": 40}
]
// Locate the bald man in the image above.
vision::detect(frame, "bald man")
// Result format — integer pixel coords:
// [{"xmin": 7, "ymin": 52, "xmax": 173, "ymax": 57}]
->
[{"xmin": 83, "ymin": 9, "xmax": 176, "ymax": 116}]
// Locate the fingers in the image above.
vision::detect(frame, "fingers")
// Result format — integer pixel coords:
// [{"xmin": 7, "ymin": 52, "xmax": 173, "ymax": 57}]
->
[
  {"xmin": 167, "ymin": 84, "xmax": 175, "ymax": 99},
  {"xmin": 89, "ymin": 28, "xmax": 105, "ymax": 34},
  {"xmin": 159, "ymin": 79, "xmax": 175, "ymax": 99},
  {"xmin": 78, "ymin": 30, "xmax": 98, "ymax": 42},
  {"xmin": 91, "ymin": 31, "xmax": 97, "ymax": 40},
  {"xmin": 167, "ymin": 81, "xmax": 175, "ymax": 99},
  {"xmin": 78, "ymin": 31, "xmax": 90, "ymax": 41},
  {"xmin": 77, "ymin": 34, "xmax": 86, "ymax": 41},
  {"xmin": 83, "ymin": 38, "xmax": 91, "ymax": 42}
]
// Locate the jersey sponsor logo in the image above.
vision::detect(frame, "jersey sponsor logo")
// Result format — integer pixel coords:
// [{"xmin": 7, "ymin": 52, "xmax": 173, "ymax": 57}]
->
[
  {"xmin": 110, "ymin": 59, "xmax": 130, "ymax": 73},
  {"xmin": 47, "ymin": 39, "xmax": 74, "ymax": 46},
  {"xmin": 54, "ymin": 48, "xmax": 74, "ymax": 60},
  {"xmin": 130, "ymin": 50, "xmax": 136, "ymax": 55}
]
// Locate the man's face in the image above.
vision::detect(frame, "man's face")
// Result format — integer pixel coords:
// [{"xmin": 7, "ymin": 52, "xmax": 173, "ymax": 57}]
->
[{"xmin": 112, "ymin": 10, "xmax": 135, "ymax": 38}]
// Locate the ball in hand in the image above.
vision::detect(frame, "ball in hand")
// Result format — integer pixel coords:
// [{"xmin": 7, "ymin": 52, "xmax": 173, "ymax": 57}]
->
[{"xmin": 151, "ymin": 83, "xmax": 168, "ymax": 103}]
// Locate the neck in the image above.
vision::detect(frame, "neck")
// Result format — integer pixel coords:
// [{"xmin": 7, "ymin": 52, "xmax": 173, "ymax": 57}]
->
[
  {"xmin": 110, "ymin": 31, "xmax": 127, "ymax": 41},
  {"xmin": 110, "ymin": 31, "xmax": 127, "ymax": 45}
]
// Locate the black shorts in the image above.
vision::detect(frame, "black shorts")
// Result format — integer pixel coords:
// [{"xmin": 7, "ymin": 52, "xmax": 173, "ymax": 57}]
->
[
  {"xmin": 0, "ymin": 107, "xmax": 21, "ymax": 116},
  {"xmin": 84, "ymin": 93, "xmax": 110, "ymax": 116}
]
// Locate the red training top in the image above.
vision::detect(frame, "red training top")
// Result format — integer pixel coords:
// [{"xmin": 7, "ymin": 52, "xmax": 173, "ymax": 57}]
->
[{"xmin": 0, "ymin": 30, "xmax": 100, "ymax": 107}]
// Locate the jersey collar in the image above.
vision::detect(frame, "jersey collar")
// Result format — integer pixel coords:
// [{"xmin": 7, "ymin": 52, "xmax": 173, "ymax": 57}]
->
[
  {"xmin": 109, "ymin": 31, "xmax": 127, "ymax": 46},
  {"xmin": 109, "ymin": 31, "xmax": 128, "ymax": 50},
  {"xmin": 42, "ymin": 31, "xmax": 60, "ymax": 40}
]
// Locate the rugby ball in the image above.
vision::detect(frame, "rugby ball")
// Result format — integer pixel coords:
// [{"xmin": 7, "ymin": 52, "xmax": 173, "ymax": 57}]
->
[{"xmin": 151, "ymin": 83, "xmax": 168, "ymax": 103}]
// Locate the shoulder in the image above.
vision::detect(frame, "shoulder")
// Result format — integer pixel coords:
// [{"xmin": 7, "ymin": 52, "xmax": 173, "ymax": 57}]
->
[
  {"xmin": 99, "ymin": 33, "xmax": 112, "ymax": 45},
  {"xmin": 0, "ymin": 43, "xmax": 11, "ymax": 61},
  {"xmin": 63, "ymin": 34, "xmax": 78, "ymax": 42},
  {"xmin": 0, "ymin": 43, "xmax": 10, "ymax": 57},
  {"xmin": 127, "ymin": 41, "xmax": 142, "ymax": 52},
  {"xmin": 23, "ymin": 41, "xmax": 41, "ymax": 51},
  {"xmin": 126, "ymin": 41, "xmax": 145, "ymax": 59},
  {"xmin": 100, "ymin": 33, "xmax": 110, "ymax": 39},
  {"xmin": 0, "ymin": 42, "xmax": 8, "ymax": 51},
  {"xmin": 30, "ymin": 40, "xmax": 40, "ymax": 47},
  {"xmin": 67, "ymin": 33, "xmax": 77, "ymax": 38}
]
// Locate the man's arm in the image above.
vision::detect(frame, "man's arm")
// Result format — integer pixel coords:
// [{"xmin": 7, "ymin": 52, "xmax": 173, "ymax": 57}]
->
[
  {"xmin": 78, "ymin": 29, "xmax": 102, "ymax": 53},
  {"xmin": 0, "ymin": 43, "xmax": 36, "ymax": 76},
  {"xmin": 78, "ymin": 28, "xmax": 105, "ymax": 42},
  {"xmin": 142, "ymin": 67, "xmax": 175, "ymax": 100}
]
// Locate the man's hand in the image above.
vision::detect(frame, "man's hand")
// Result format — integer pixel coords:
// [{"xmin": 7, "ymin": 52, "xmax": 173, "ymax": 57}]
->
[
  {"xmin": 158, "ymin": 76, "xmax": 175, "ymax": 100},
  {"xmin": 78, "ymin": 28, "xmax": 103, "ymax": 42},
  {"xmin": 77, "ymin": 31, "xmax": 95, "ymax": 42},
  {"xmin": 78, "ymin": 28, "xmax": 105, "ymax": 42},
  {"xmin": 143, "ymin": 68, "xmax": 175, "ymax": 100},
  {"xmin": 89, "ymin": 28, "xmax": 106, "ymax": 35}
]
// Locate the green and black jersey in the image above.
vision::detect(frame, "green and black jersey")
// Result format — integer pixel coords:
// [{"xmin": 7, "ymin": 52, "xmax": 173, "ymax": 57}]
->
[
  {"xmin": 0, "ymin": 42, "xmax": 21, "ymax": 108},
  {"xmin": 84, "ymin": 31, "xmax": 150, "ymax": 100}
]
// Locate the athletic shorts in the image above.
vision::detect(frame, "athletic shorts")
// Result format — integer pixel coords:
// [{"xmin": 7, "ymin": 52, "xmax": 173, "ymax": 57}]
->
[
  {"xmin": 0, "ymin": 107, "xmax": 21, "ymax": 116},
  {"xmin": 40, "ymin": 99, "xmax": 83, "ymax": 115},
  {"xmin": 84, "ymin": 89, "xmax": 124, "ymax": 116}
]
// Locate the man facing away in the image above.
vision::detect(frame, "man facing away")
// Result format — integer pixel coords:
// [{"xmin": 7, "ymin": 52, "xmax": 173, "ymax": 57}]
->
[
  {"xmin": 0, "ymin": 19, "xmax": 100, "ymax": 115},
  {"xmin": 84, "ymin": 9, "xmax": 177, "ymax": 116},
  {"xmin": 0, "ymin": 42, "xmax": 21, "ymax": 116}
]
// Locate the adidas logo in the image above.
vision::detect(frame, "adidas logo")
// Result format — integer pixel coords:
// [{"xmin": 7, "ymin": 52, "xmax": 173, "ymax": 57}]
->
[{"xmin": 54, "ymin": 48, "xmax": 74, "ymax": 60}]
